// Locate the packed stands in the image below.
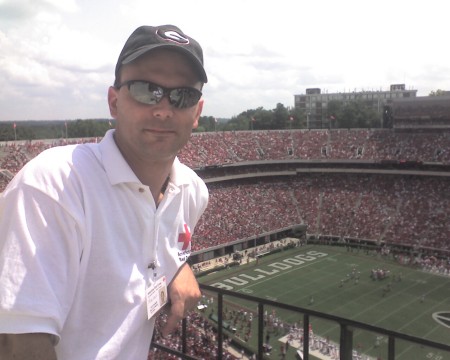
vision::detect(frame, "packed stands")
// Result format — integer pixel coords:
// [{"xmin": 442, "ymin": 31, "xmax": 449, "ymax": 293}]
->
[
  {"xmin": 194, "ymin": 174, "xmax": 450, "ymax": 252},
  {"xmin": 177, "ymin": 129, "xmax": 450, "ymax": 166},
  {"xmin": 2, "ymin": 130, "xmax": 450, "ymax": 180},
  {"xmin": 1, "ymin": 129, "xmax": 450, "ymax": 254}
]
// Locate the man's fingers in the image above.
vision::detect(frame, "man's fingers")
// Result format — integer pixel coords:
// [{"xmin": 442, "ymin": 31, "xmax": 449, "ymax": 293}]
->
[
  {"xmin": 169, "ymin": 299, "xmax": 185, "ymax": 319},
  {"xmin": 161, "ymin": 313, "xmax": 178, "ymax": 338},
  {"xmin": 161, "ymin": 302, "xmax": 184, "ymax": 337},
  {"xmin": 160, "ymin": 264, "xmax": 201, "ymax": 337}
]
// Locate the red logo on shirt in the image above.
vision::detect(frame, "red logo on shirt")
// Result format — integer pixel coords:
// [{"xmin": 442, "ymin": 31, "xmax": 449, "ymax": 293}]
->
[{"xmin": 178, "ymin": 224, "xmax": 191, "ymax": 250}]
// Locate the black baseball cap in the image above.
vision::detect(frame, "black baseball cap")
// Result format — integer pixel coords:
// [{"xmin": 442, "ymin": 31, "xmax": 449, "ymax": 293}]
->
[{"xmin": 114, "ymin": 25, "xmax": 208, "ymax": 86}]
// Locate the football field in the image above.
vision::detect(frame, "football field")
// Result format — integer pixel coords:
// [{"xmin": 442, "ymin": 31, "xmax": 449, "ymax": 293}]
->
[{"xmin": 199, "ymin": 245, "xmax": 450, "ymax": 360}]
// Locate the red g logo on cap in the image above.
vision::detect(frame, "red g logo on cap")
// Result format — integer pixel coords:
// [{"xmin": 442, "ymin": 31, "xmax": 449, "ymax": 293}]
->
[{"xmin": 157, "ymin": 29, "xmax": 190, "ymax": 45}]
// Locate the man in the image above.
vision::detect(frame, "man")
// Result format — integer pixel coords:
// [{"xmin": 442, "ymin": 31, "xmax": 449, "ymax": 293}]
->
[{"xmin": 0, "ymin": 24, "xmax": 208, "ymax": 359}]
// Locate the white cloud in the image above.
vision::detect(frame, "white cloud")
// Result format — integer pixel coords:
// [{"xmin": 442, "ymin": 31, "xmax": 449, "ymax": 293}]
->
[{"xmin": 0, "ymin": 0, "xmax": 449, "ymax": 121}]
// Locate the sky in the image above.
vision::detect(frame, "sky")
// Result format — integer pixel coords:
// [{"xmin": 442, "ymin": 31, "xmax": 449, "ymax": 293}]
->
[{"xmin": 0, "ymin": 0, "xmax": 448, "ymax": 121}]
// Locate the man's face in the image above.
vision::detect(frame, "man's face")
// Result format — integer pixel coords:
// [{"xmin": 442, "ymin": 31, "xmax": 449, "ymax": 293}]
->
[{"xmin": 108, "ymin": 48, "xmax": 203, "ymax": 166}]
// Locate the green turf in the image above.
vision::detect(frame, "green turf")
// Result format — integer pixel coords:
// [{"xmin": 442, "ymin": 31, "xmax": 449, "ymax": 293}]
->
[{"xmin": 198, "ymin": 245, "xmax": 450, "ymax": 360}]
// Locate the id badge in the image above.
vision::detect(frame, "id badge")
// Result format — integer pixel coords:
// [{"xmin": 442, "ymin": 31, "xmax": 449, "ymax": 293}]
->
[{"xmin": 146, "ymin": 276, "xmax": 168, "ymax": 320}]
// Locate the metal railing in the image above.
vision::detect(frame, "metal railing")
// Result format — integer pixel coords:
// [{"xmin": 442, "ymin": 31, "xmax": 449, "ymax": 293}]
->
[{"xmin": 151, "ymin": 283, "xmax": 450, "ymax": 360}]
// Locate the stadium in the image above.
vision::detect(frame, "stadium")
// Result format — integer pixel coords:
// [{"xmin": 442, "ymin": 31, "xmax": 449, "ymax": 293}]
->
[{"xmin": 1, "ymin": 126, "xmax": 450, "ymax": 359}]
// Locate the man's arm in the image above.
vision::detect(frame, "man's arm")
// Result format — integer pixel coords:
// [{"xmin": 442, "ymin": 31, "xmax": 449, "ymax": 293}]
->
[
  {"xmin": 161, "ymin": 263, "xmax": 201, "ymax": 337},
  {"xmin": 0, "ymin": 333, "xmax": 57, "ymax": 360}
]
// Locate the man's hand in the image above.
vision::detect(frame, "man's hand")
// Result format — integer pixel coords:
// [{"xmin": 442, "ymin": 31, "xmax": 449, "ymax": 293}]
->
[{"xmin": 161, "ymin": 263, "xmax": 201, "ymax": 337}]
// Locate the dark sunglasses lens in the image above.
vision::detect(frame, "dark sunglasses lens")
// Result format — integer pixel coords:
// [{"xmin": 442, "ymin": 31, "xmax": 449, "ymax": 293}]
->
[
  {"xmin": 127, "ymin": 81, "xmax": 201, "ymax": 108},
  {"xmin": 169, "ymin": 88, "xmax": 201, "ymax": 109},
  {"xmin": 129, "ymin": 82, "xmax": 161, "ymax": 104}
]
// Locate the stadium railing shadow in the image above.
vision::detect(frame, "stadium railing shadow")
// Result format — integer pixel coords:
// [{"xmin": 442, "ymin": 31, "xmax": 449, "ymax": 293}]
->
[{"xmin": 151, "ymin": 284, "xmax": 450, "ymax": 360}]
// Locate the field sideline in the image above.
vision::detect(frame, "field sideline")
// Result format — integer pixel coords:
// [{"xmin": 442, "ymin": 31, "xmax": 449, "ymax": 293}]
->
[{"xmin": 199, "ymin": 245, "xmax": 450, "ymax": 360}]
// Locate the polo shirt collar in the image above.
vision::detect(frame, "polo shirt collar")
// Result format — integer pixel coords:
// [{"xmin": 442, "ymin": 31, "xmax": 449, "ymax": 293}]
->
[
  {"xmin": 170, "ymin": 157, "xmax": 190, "ymax": 187},
  {"xmin": 99, "ymin": 129, "xmax": 189, "ymax": 187},
  {"xmin": 100, "ymin": 130, "xmax": 140, "ymax": 185}
]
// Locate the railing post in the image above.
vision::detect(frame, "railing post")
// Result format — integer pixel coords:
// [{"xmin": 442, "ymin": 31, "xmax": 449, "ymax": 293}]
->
[
  {"xmin": 182, "ymin": 318, "xmax": 187, "ymax": 354},
  {"xmin": 217, "ymin": 293, "xmax": 223, "ymax": 360},
  {"xmin": 303, "ymin": 314, "xmax": 310, "ymax": 360},
  {"xmin": 340, "ymin": 324, "xmax": 353, "ymax": 360},
  {"xmin": 388, "ymin": 335, "xmax": 395, "ymax": 360},
  {"xmin": 258, "ymin": 302, "xmax": 264, "ymax": 360}
]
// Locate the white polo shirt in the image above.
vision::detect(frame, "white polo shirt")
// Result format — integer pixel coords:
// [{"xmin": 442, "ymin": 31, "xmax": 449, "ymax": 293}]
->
[{"xmin": 0, "ymin": 130, "xmax": 208, "ymax": 359}]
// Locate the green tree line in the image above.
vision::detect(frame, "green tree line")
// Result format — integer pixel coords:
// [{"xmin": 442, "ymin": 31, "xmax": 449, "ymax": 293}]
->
[
  {"xmin": 0, "ymin": 119, "xmax": 113, "ymax": 141},
  {"xmin": 1, "ymin": 88, "xmax": 445, "ymax": 140},
  {"xmin": 0, "ymin": 102, "xmax": 384, "ymax": 141},
  {"xmin": 198, "ymin": 100, "xmax": 382, "ymax": 132}
]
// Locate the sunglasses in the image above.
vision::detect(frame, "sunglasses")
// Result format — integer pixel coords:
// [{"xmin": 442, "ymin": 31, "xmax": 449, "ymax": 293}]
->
[{"xmin": 116, "ymin": 80, "xmax": 202, "ymax": 109}]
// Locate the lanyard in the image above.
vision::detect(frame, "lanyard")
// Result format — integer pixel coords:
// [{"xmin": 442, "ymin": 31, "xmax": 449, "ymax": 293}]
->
[{"xmin": 147, "ymin": 176, "xmax": 171, "ymax": 283}]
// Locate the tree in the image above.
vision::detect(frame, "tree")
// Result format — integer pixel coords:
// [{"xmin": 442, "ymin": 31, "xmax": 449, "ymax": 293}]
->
[
  {"xmin": 327, "ymin": 101, "xmax": 343, "ymax": 129},
  {"xmin": 196, "ymin": 116, "xmax": 217, "ymax": 132},
  {"xmin": 252, "ymin": 108, "xmax": 273, "ymax": 130},
  {"xmin": 223, "ymin": 114, "xmax": 248, "ymax": 131},
  {"xmin": 325, "ymin": 100, "xmax": 380, "ymax": 129},
  {"xmin": 288, "ymin": 107, "xmax": 306, "ymax": 129},
  {"xmin": 429, "ymin": 89, "xmax": 448, "ymax": 96},
  {"xmin": 0, "ymin": 124, "xmax": 14, "ymax": 141},
  {"xmin": 272, "ymin": 103, "xmax": 289, "ymax": 129},
  {"xmin": 224, "ymin": 107, "xmax": 273, "ymax": 131}
]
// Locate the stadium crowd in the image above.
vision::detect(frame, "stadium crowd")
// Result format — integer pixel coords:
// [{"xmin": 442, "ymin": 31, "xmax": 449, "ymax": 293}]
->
[
  {"xmin": 2, "ymin": 130, "xmax": 450, "ymax": 176},
  {"xmin": 2, "ymin": 130, "xmax": 449, "ymax": 254},
  {"xmin": 194, "ymin": 174, "xmax": 450, "ymax": 253},
  {"xmin": 0, "ymin": 138, "xmax": 98, "ymax": 191},
  {"xmin": 178, "ymin": 129, "xmax": 450, "ymax": 166},
  {"xmin": 1, "ymin": 129, "xmax": 449, "ymax": 358}
]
